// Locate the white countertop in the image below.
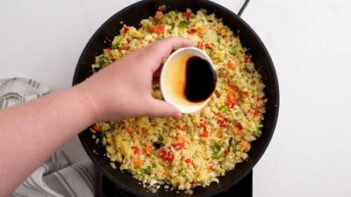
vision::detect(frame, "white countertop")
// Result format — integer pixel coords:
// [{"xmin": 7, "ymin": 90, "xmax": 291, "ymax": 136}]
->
[{"xmin": 1, "ymin": 0, "xmax": 351, "ymax": 196}]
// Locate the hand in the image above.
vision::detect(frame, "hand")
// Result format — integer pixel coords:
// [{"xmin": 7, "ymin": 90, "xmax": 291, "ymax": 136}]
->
[{"xmin": 77, "ymin": 37, "xmax": 193, "ymax": 121}]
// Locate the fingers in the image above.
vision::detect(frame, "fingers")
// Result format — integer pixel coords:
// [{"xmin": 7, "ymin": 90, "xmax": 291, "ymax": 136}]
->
[
  {"xmin": 148, "ymin": 37, "xmax": 193, "ymax": 71},
  {"xmin": 146, "ymin": 98, "xmax": 182, "ymax": 118}
]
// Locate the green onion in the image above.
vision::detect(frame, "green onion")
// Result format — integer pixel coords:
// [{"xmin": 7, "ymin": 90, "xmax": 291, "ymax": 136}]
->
[
  {"xmin": 167, "ymin": 11, "xmax": 176, "ymax": 18},
  {"xmin": 170, "ymin": 22, "xmax": 176, "ymax": 29},
  {"xmin": 229, "ymin": 138, "xmax": 233, "ymax": 147},
  {"xmin": 229, "ymin": 46, "xmax": 237, "ymax": 56},
  {"xmin": 178, "ymin": 20, "xmax": 190, "ymax": 28}
]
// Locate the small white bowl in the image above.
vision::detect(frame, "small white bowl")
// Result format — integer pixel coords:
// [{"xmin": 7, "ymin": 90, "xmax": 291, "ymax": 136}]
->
[{"xmin": 160, "ymin": 47, "xmax": 215, "ymax": 113}]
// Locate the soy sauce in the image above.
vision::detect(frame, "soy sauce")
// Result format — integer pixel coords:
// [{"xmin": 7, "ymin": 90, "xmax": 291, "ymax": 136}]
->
[{"xmin": 184, "ymin": 56, "xmax": 217, "ymax": 102}]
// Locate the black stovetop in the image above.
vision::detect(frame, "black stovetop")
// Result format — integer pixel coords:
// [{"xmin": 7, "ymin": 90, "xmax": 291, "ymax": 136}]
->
[{"xmin": 98, "ymin": 171, "xmax": 252, "ymax": 197}]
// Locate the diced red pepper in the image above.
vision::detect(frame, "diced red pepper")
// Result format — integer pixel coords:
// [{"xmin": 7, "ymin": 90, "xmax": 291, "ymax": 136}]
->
[
  {"xmin": 185, "ymin": 158, "xmax": 192, "ymax": 164},
  {"xmin": 123, "ymin": 25, "xmax": 129, "ymax": 33},
  {"xmin": 217, "ymin": 114, "xmax": 227, "ymax": 127},
  {"xmin": 172, "ymin": 137, "xmax": 186, "ymax": 150},
  {"xmin": 200, "ymin": 130, "xmax": 209, "ymax": 137},
  {"xmin": 151, "ymin": 25, "xmax": 164, "ymax": 34},
  {"xmin": 225, "ymin": 95, "xmax": 237, "ymax": 108},
  {"xmin": 197, "ymin": 119, "xmax": 206, "ymax": 128},
  {"xmin": 187, "ymin": 28, "xmax": 197, "ymax": 34},
  {"xmin": 132, "ymin": 146, "xmax": 140, "ymax": 155},
  {"xmin": 242, "ymin": 91, "xmax": 249, "ymax": 97},
  {"xmin": 196, "ymin": 41, "xmax": 205, "ymax": 49},
  {"xmin": 184, "ymin": 8, "xmax": 193, "ymax": 18},
  {"xmin": 236, "ymin": 123, "xmax": 243, "ymax": 130},
  {"xmin": 160, "ymin": 148, "xmax": 174, "ymax": 163}
]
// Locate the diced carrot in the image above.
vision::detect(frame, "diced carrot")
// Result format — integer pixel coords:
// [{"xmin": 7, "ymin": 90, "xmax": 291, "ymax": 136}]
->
[
  {"xmin": 172, "ymin": 136, "xmax": 186, "ymax": 150},
  {"xmin": 239, "ymin": 140, "xmax": 249, "ymax": 152},
  {"xmin": 185, "ymin": 158, "xmax": 192, "ymax": 164},
  {"xmin": 154, "ymin": 11, "xmax": 164, "ymax": 20},
  {"xmin": 103, "ymin": 48, "xmax": 111, "ymax": 56},
  {"xmin": 257, "ymin": 97, "xmax": 264, "ymax": 106},
  {"xmin": 144, "ymin": 145, "xmax": 153, "ymax": 155},
  {"xmin": 92, "ymin": 123, "xmax": 101, "ymax": 132},
  {"xmin": 228, "ymin": 60, "xmax": 237, "ymax": 69},
  {"xmin": 121, "ymin": 43, "xmax": 129, "ymax": 50},
  {"xmin": 248, "ymin": 107, "xmax": 260, "ymax": 117},
  {"xmin": 228, "ymin": 84, "xmax": 237, "ymax": 93},
  {"xmin": 134, "ymin": 159, "xmax": 143, "ymax": 168},
  {"xmin": 216, "ymin": 130, "xmax": 223, "ymax": 138},
  {"xmin": 137, "ymin": 130, "xmax": 144, "ymax": 136},
  {"xmin": 124, "ymin": 126, "xmax": 132, "ymax": 133},
  {"xmin": 197, "ymin": 26, "xmax": 206, "ymax": 36},
  {"xmin": 163, "ymin": 170, "xmax": 171, "ymax": 177}
]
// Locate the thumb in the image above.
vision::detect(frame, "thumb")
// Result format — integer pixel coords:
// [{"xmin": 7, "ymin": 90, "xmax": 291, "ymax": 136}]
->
[{"xmin": 146, "ymin": 99, "xmax": 182, "ymax": 118}]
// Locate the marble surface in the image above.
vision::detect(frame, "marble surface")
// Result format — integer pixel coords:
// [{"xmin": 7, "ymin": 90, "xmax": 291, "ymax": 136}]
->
[{"xmin": 1, "ymin": 0, "xmax": 351, "ymax": 196}]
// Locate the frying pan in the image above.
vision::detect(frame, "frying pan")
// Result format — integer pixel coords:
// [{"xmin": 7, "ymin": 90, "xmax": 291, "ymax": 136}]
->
[{"xmin": 72, "ymin": 0, "xmax": 279, "ymax": 196}]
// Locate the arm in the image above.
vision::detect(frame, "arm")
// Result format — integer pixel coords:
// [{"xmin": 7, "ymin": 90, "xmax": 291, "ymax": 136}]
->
[{"xmin": 0, "ymin": 37, "xmax": 192, "ymax": 196}]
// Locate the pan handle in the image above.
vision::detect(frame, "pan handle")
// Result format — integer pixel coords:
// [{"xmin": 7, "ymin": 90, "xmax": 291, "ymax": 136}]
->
[
  {"xmin": 237, "ymin": 0, "xmax": 250, "ymax": 16},
  {"xmin": 206, "ymin": 0, "xmax": 250, "ymax": 16}
]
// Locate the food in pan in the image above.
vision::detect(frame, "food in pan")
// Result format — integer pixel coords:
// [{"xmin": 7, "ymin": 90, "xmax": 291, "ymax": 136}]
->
[{"xmin": 90, "ymin": 8, "xmax": 266, "ymax": 193}]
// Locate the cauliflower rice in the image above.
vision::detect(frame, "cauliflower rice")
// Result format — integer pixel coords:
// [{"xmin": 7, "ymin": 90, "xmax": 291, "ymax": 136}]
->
[{"xmin": 90, "ymin": 8, "xmax": 266, "ymax": 193}]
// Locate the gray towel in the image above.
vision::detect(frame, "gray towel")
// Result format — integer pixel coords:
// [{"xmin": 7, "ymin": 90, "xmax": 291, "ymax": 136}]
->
[{"xmin": 0, "ymin": 78, "xmax": 96, "ymax": 197}]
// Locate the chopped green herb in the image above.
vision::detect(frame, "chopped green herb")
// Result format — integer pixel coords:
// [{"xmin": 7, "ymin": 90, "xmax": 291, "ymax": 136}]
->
[
  {"xmin": 166, "ymin": 11, "xmax": 176, "ymax": 18},
  {"xmin": 111, "ymin": 41, "xmax": 120, "ymax": 50},
  {"xmin": 220, "ymin": 105, "xmax": 230, "ymax": 114},
  {"xmin": 97, "ymin": 54, "xmax": 111, "ymax": 65},
  {"xmin": 101, "ymin": 123, "xmax": 113, "ymax": 132},
  {"xmin": 229, "ymin": 46, "xmax": 237, "ymax": 56},
  {"xmin": 178, "ymin": 20, "xmax": 190, "ymax": 28},
  {"xmin": 212, "ymin": 143, "xmax": 222, "ymax": 159}
]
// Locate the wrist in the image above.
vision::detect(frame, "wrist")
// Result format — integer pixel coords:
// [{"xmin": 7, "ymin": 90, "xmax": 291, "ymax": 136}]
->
[{"xmin": 71, "ymin": 84, "xmax": 101, "ymax": 124}]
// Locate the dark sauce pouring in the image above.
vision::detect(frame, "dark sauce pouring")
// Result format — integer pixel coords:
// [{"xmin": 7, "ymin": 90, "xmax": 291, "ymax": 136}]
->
[{"xmin": 184, "ymin": 56, "xmax": 217, "ymax": 102}]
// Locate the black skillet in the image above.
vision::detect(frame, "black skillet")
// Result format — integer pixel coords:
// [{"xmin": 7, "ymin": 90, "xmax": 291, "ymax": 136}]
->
[{"xmin": 72, "ymin": 0, "xmax": 279, "ymax": 196}]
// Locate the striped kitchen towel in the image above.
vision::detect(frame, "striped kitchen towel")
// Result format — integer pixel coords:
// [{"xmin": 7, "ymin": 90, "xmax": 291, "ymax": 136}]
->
[{"xmin": 0, "ymin": 78, "xmax": 96, "ymax": 197}]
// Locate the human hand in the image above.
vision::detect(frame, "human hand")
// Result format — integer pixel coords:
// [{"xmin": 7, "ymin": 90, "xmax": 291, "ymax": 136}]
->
[{"xmin": 77, "ymin": 37, "xmax": 193, "ymax": 121}]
